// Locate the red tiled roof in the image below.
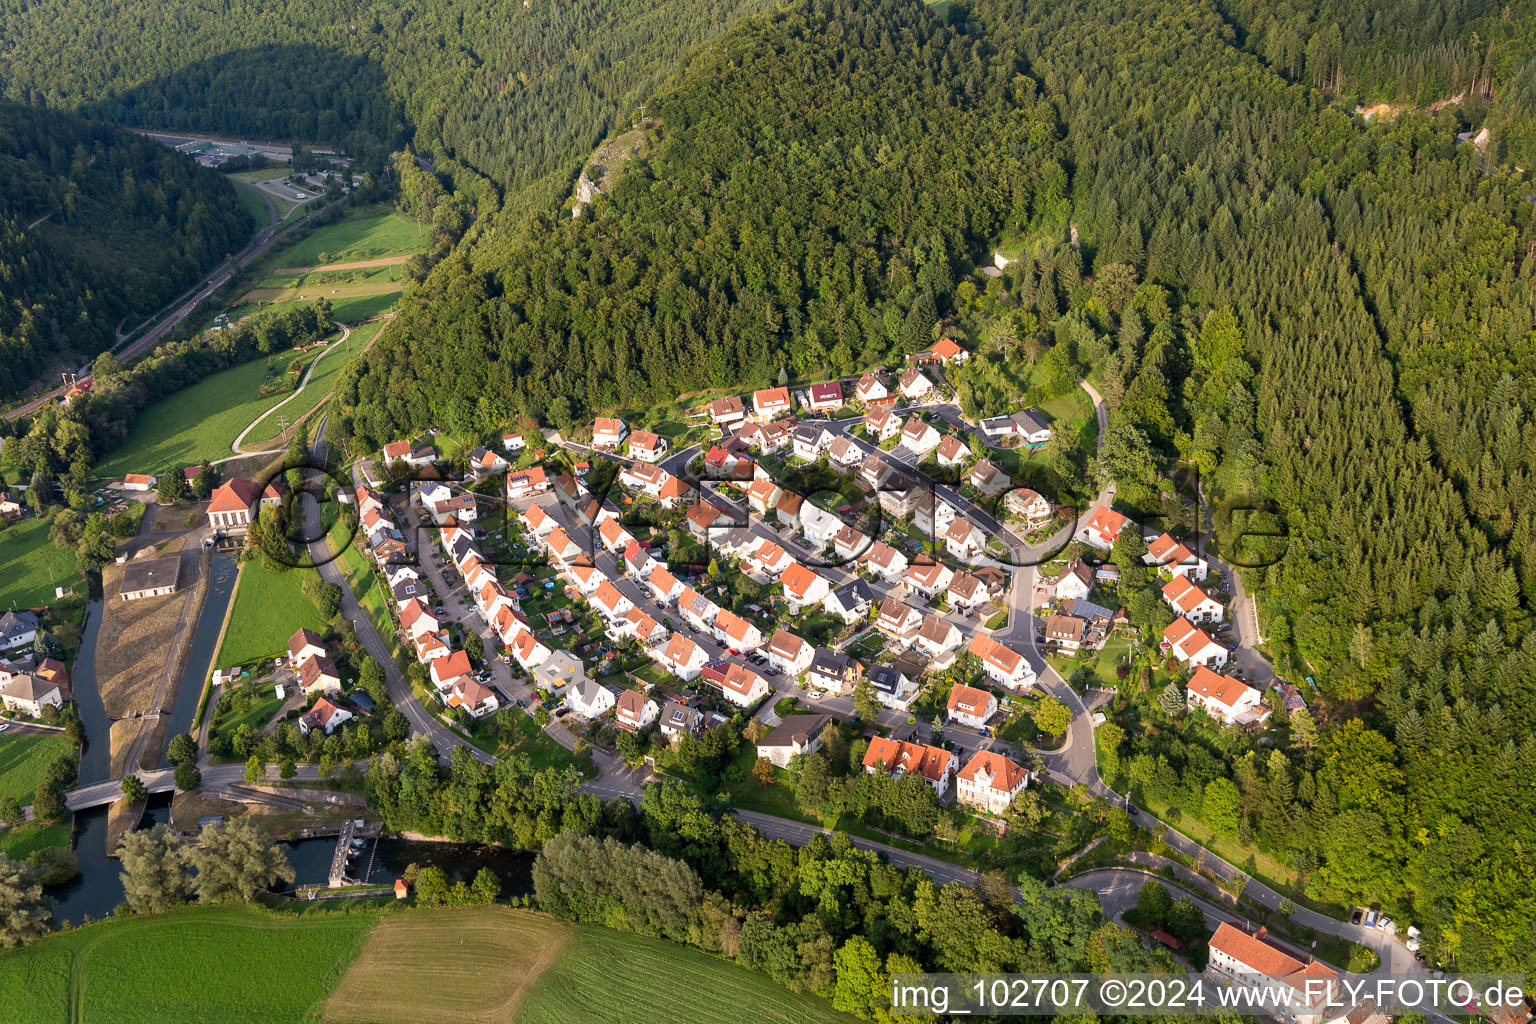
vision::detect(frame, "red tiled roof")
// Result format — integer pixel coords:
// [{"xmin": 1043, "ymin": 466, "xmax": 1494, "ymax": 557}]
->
[{"xmin": 957, "ymin": 750, "xmax": 1027, "ymax": 793}]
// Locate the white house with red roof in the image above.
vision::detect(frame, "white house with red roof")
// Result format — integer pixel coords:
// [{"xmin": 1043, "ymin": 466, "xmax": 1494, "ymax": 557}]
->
[
  {"xmin": 628, "ymin": 429, "xmax": 667, "ymax": 463},
  {"xmin": 899, "ymin": 417, "xmax": 941, "ymax": 457},
  {"xmin": 566, "ymin": 564, "xmax": 607, "ymax": 596},
  {"xmin": 747, "ymin": 539, "xmax": 792, "ymax": 578},
  {"xmin": 862, "ymin": 540, "xmax": 909, "ymax": 582},
  {"xmin": 780, "ymin": 563, "xmax": 831, "ymax": 613},
  {"xmin": 1004, "ymin": 487, "xmax": 1052, "ymax": 525},
  {"xmin": 855, "ymin": 371, "xmax": 893, "ymax": 405},
  {"xmin": 935, "ymin": 435, "xmax": 969, "ymax": 469},
  {"xmin": 1206, "ymin": 923, "xmax": 1344, "ymax": 1024},
  {"xmin": 875, "ymin": 598, "xmax": 923, "ymax": 645},
  {"xmin": 646, "ymin": 566, "xmax": 685, "ymax": 605},
  {"xmin": 413, "ymin": 630, "xmax": 451, "ymax": 664},
  {"xmin": 766, "ymin": 629, "xmax": 813, "ymax": 676},
  {"xmin": 862, "ymin": 736, "xmax": 957, "ymax": 797},
  {"xmin": 745, "ymin": 478, "xmax": 783, "ymax": 517},
  {"xmin": 832, "ymin": 526, "xmax": 871, "ymax": 563},
  {"xmin": 1186, "ymin": 666, "xmax": 1269, "ymax": 726},
  {"xmin": 903, "ymin": 560, "xmax": 955, "ymax": 599},
  {"xmin": 448, "ymin": 677, "xmax": 499, "ymax": 718},
  {"xmin": 1077, "ymin": 505, "xmax": 1130, "ymax": 550},
  {"xmin": 288, "ymin": 628, "xmax": 327, "ymax": 669},
  {"xmin": 968, "ymin": 459, "xmax": 1008, "ymax": 496},
  {"xmin": 717, "ymin": 662, "xmax": 771, "ymax": 706},
  {"xmin": 655, "ymin": 634, "xmax": 709, "ymax": 681},
  {"xmin": 505, "ymin": 465, "xmax": 550, "ymax": 499},
  {"xmin": 503, "ymin": 431, "xmax": 526, "ymax": 452},
  {"xmin": 864, "ymin": 406, "xmax": 902, "ymax": 441},
  {"xmin": 1145, "ymin": 532, "xmax": 1209, "ymax": 580},
  {"xmin": 676, "ymin": 586, "xmax": 720, "ymax": 632},
  {"xmin": 899, "ymin": 366, "xmax": 933, "ymax": 400},
  {"xmin": 752, "ymin": 386, "xmax": 793, "ymax": 420},
  {"xmin": 598, "ymin": 517, "xmax": 635, "ymax": 553},
  {"xmin": 399, "ymin": 599, "xmax": 440, "ymax": 640},
  {"xmin": 508, "ymin": 627, "xmax": 552, "ymax": 673},
  {"xmin": 946, "ymin": 683, "xmax": 997, "ymax": 729},
  {"xmin": 430, "ymin": 650, "xmax": 473, "ymax": 692},
  {"xmin": 543, "ymin": 527, "xmax": 582, "ymax": 564},
  {"xmin": 1163, "ymin": 575, "xmax": 1225, "ymax": 623},
  {"xmin": 968, "ymin": 635, "xmax": 1037, "ymax": 691},
  {"xmin": 917, "ymin": 336, "xmax": 969, "ymax": 365},
  {"xmin": 956, "ymin": 750, "xmax": 1029, "ymax": 814},
  {"xmin": 615, "ymin": 689, "xmax": 659, "ymax": 731},
  {"xmin": 207, "ymin": 478, "xmax": 262, "ymax": 532},
  {"xmin": 806, "ymin": 380, "xmax": 844, "ymax": 411},
  {"xmin": 713, "ymin": 609, "xmax": 763, "ymax": 652},
  {"xmin": 944, "ymin": 518, "xmax": 985, "ymax": 560},
  {"xmin": 592, "ymin": 417, "xmax": 628, "ymax": 449},
  {"xmin": 299, "ymin": 698, "xmax": 353, "ymax": 736},
  {"xmin": 1161, "ymin": 617, "xmax": 1229, "ymax": 668},
  {"xmin": 591, "ymin": 581, "xmax": 633, "ymax": 621}
]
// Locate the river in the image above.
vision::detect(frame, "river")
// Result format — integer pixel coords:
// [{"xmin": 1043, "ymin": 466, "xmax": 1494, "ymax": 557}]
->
[
  {"xmin": 158, "ymin": 552, "xmax": 238, "ymax": 754},
  {"xmin": 70, "ymin": 598, "xmax": 111, "ymax": 785}
]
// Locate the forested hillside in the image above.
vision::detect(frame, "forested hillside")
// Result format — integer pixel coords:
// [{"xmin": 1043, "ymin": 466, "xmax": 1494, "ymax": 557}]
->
[
  {"xmin": 0, "ymin": 0, "xmax": 776, "ymax": 209},
  {"xmin": 329, "ymin": 0, "xmax": 1060, "ymax": 446},
  {"xmin": 0, "ymin": 101, "xmax": 252, "ymax": 399}
]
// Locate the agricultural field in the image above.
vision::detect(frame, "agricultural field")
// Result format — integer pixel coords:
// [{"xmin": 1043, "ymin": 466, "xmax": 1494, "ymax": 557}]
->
[
  {"xmin": 0, "ymin": 517, "xmax": 79, "ymax": 610},
  {"xmin": 214, "ymin": 560, "xmax": 331, "ymax": 669},
  {"xmin": 241, "ymin": 320, "xmax": 384, "ymax": 448},
  {"xmin": 258, "ymin": 208, "xmax": 424, "ymax": 272},
  {"xmin": 0, "ymin": 733, "xmax": 73, "ymax": 807},
  {"xmin": 234, "ymin": 267, "xmax": 404, "ymax": 326},
  {"xmin": 0, "ymin": 904, "xmax": 378, "ymax": 1024},
  {"xmin": 95, "ymin": 349, "xmax": 305, "ymax": 478}
]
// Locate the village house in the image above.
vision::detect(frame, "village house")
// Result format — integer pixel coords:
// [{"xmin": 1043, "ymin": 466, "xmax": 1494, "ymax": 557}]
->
[
  {"xmin": 628, "ymin": 429, "xmax": 667, "ymax": 463},
  {"xmin": 390, "ymin": 574, "xmax": 429, "ymax": 607},
  {"xmin": 591, "ymin": 581, "xmax": 633, "ymax": 621},
  {"xmin": 1163, "ymin": 575, "xmax": 1225, "ymax": 623},
  {"xmin": 806, "ymin": 380, "xmax": 844, "ymax": 412},
  {"xmin": 1051, "ymin": 558, "xmax": 1096, "ymax": 603},
  {"xmin": 969, "ymin": 634, "xmax": 1037, "ymax": 691},
  {"xmin": 903, "ymin": 560, "xmax": 955, "ymax": 599},
  {"xmin": 875, "ymin": 598, "xmax": 923, "ymax": 646},
  {"xmin": 288, "ymin": 628, "xmax": 328, "ymax": 669},
  {"xmin": 913, "ymin": 337, "xmax": 969, "ymax": 366},
  {"xmin": 1004, "ymin": 487, "xmax": 1052, "ymax": 525},
  {"xmin": 827, "ymin": 436, "xmax": 864, "ymax": 471},
  {"xmin": 909, "ymin": 490, "xmax": 952, "ymax": 538},
  {"xmin": 862, "ymin": 736, "xmax": 956, "ymax": 797},
  {"xmin": 414, "ymin": 630, "xmax": 452, "ymax": 664},
  {"xmin": 646, "ymin": 566, "xmax": 685, "ymax": 605},
  {"xmin": 122, "ymin": 473, "xmax": 156, "ymax": 492},
  {"xmin": 1077, "ymin": 505, "xmax": 1130, "ymax": 550},
  {"xmin": 746, "ymin": 477, "xmax": 783, "ymax": 517},
  {"xmin": 780, "ymin": 562, "xmax": 831, "ymax": 613},
  {"xmin": 766, "ymin": 629, "xmax": 814, "ymax": 676},
  {"xmin": 619, "ymin": 461, "xmax": 668, "ymax": 495},
  {"xmin": 297, "ymin": 654, "xmax": 343, "ymax": 697},
  {"xmin": 505, "ymin": 465, "xmax": 550, "ymax": 499},
  {"xmin": 968, "ymin": 459, "xmax": 1008, "ymax": 497},
  {"xmin": 868, "ymin": 662, "xmax": 919, "ymax": 709},
  {"xmin": 469, "ymin": 447, "xmax": 509, "ymax": 479},
  {"xmin": 592, "ymin": 416, "xmax": 628, "ymax": 449},
  {"xmin": 509, "ymin": 627, "xmax": 552, "ymax": 673},
  {"xmin": 955, "ymin": 750, "xmax": 1029, "ymax": 814},
  {"xmin": 1205, "ymin": 923, "xmax": 1345, "ymax": 1024},
  {"xmin": 568, "ymin": 678, "xmax": 617, "ymax": 719},
  {"xmin": 948, "ymin": 571, "xmax": 988, "ymax": 612},
  {"xmin": 522, "ymin": 501, "xmax": 558, "ymax": 538},
  {"xmin": 876, "ymin": 472, "xmax": 918, "ymax": 517},
  {"xmin": 775, "ymin": 491, "xmax": 804, "ymax": 531},
  {"xmin": 791, "ymin": 422, "xmax": 835, "ymax": 461},
  {"xmin": 0, "ymin": 491, "xmax": 23, "ymax": 517},
  {"xmin": 624, "ymin": 540, "xmax": 657, "ymax": 579},
  {"xmin": 448, "ymin": 677, "xmax": 499, "ymax": 718},
  {"xmin": 798, "ymin": 503, "xmax": 844, "ymax": 550},
  {"xmin": 747, "ymin": 539, "xmax": 792, "ymax": 578},
  {"xmin": 656, "ymin": 633, "xmax": 709, "ymax": 681},
  {"xmin": 752, "ymin": 386, "xmax": 793, "ymax": 421},
  {"xmin": 615, "ymin": 689, "xmax": 659, "ymax": 731},
  {"xmin": 899, "ymin": 417, "xmax": 941, "ymax": 458},
  {"xmin": 399, "ymin": 599, "xmax": 440, "ymax": 641},
  {"xmin": 855, "ymin": 371, "xmax": 892, "ymax": 406},
  {"xmin": 566, "ymin": 564, "xmax": 607, "ymax": 597},
  {"xmin": 862, "ymin": 540, "xmax": 909, "ymax": 582},
  {"xmin": 503, "ymin": 431, "xmax": 526, "ymax": 452},
  {"xmin": 935, "ymin": 435, "xmax": 969, "ymax": 469},
  {"xmin": 677, "ymin": 586, "xmax": 720, "ymax": 632},
  {"xmin": 0, "ymin": 611, "xmax": 39, "ymax": 651},
  {"xmin": 709, "ymin": 395, "xmax": 748, "ymax": 428},
  {"xmin": 1045, "ymin": 613, "xmax": 1088, "ymax": 652},
  {"xmin": 831, "ymin": 525, "xmax": 871, "ymax": 563},
  {"xmin": 717, "ymin": 662, "xmax": 771, "ymax": 706},
  {"xmin": 617, "ymin": 607, "xmax": 667, "ymax": 647},
  {"xmin": 1145, "ymin": 532, "xmax": 1209, "ymax": 580},
  {"xmin": 595, "ymin": 517, "xmax": 634, "ymax": 556},
  {"xmin": 0, "ymin": 664, "xmax": 65, "ymax": 717},
  {"xmin": 823, "ymin": 578, "xmax": 876, "ymax": 623},
  {"xmin": 807, "ymin": 648, "xmax": 861, "ymax": 694},
  {"xmin": 738, "ymin": 419, "xmax": 790, "ymax": 453},
  {"xmin": 702, "ymin": 446, "xmax": 747, "ymax": 481},
  {"xmin": 944, "ymin": 518, "xmax": 985, "ymax": 560},
  {"xmin": 543, "ymin": 527, "xmax": 582, "ymax": 565},
  {"xmin": 686, "ymin": 500, "xmax": 735, "ymax": 540},
  {"xmin": 756, "ymin": 714, "xmax": 833, "ymax": 768},
  {"xmin": 858, "ymin": 454, "xmax": 897, "ymax": 490},
  {"xmin": 299, "ymin": 697, "xmax": 352, "ymax": 736},
  {"xmin": 946, "ymin": 683, "xmax": 997, "ymax": 730},
  {"xmin": 532, "ymin": 650, "xmax": 586, "ymax": 691},
  {"xmin": 471, "ymin": 579, "xmax": 515, "ymax": 625},
  {"xmin": 914, "ymin": 614, "xmax": 963, "ymax": 663},
  {"xmin": 120, "ymin": 555, "xmax": 181, "ymax": 601},
  {"xmin": 713, "ymin": 609, "xmax": 763, "ymax": 652},
  {"xmin": 864, "ymin": 406, "xmax": 903, "ymax": 442},
  {"xmin": 207, "ymin": 478, "xmax": 262, "ymax": 532},
  {"xmin": 899, "ymin": 366, "xmax": 933, "ymax": 400},
  {"xmin": 1162, "ymin": 617, "xmax": 1230, "ymax": 669},
  {"xmin": 1186, "ymin": 665, "xmax": 1270, "ymax": 726},
  {"xmin": 659, "ymin": 700, "xmax": 704, "ymax": 741}
]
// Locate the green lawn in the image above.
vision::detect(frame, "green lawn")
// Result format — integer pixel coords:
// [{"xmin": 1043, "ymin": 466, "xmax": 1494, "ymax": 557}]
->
[
  {"xmin": 483, "ymin": 708, "xmax": 576, "ymax": 772},
  {"xmin": 329, "ymin": 520, "xmax": 396, "ymax": 647},
  {"xmin": 257, "ymin": 208, "xmax": 425, "ymax": 272},
  {"xmin": 95, "ymin": 349, "xmax": 302, "ymax": 478},
  {"xmin": 215, "ymin": 560, "xmax": 331, "ymax": 669},
  {"xmin": 519, "ymin": 923, "xmax": 858, "ymax": 1024},
  {"xmin": 0, "ymin": 904, "xmax": 378, "ymax": 1024},
  {"xmin": 0, "ymin": 517, "xmax": 79, "ymax": 610},
  {"xmin": 230, "ymin": 180, "xmax": 273, "ymax": 231},
  {"xmin": 241, "ymin": 320, "xmax": 383, "ymax": 447},
  {"xmin": 209, "ymin": 688, "xmax": 289, "ymax": 757},
  {"xmin": 0, "ymin": 820, "xmax": 71, "ymax": 859},
  {"xmin": 0, "ymin": 733, "xmax": 74, "ymax": 807}
]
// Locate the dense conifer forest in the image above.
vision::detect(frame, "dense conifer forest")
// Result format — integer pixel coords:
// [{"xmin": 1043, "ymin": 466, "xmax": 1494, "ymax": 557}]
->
[{"xmin": 0, "ymin": 102, "xmax": 253, "ymax": 399}]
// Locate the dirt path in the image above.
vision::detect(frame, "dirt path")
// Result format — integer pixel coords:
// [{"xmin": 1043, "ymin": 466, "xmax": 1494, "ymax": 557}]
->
[{"xmin": 272, "ymin": 255, "xmax": 411, "ymax": 274}]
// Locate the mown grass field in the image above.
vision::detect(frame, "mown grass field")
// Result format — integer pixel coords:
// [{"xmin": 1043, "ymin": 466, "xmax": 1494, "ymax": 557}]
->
[
  {"xmin": 95, "ymin": 350, "xmax": 301, "ymax": 478},
  {"xmin": 0, "ymin": 820, "xmax": 70, "ymax": 858},
  {"xmin": 214, "ymin": 560, "xmax": 331, "ymax": 669},
  {"xmin": 257, "ymin": 208, "xmax": 425, "ymax": 272},
  {"xmin": 230, "ymin": 180, "xmax": 273, "ymax": 231},
  {"xmin": 242, "ymin": 320, "xmax": 381, "ymax": 447},
  {"xmin": 0, "ymin": 904, "xmax": 378, "ymax": 1024},
  {"xmin": 0, "ymin": 733, "xmax": 72, "ymax": 807},
  {"xmin": 0, "ymin": 516, "xmax": 79, "ymax": 610}
]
